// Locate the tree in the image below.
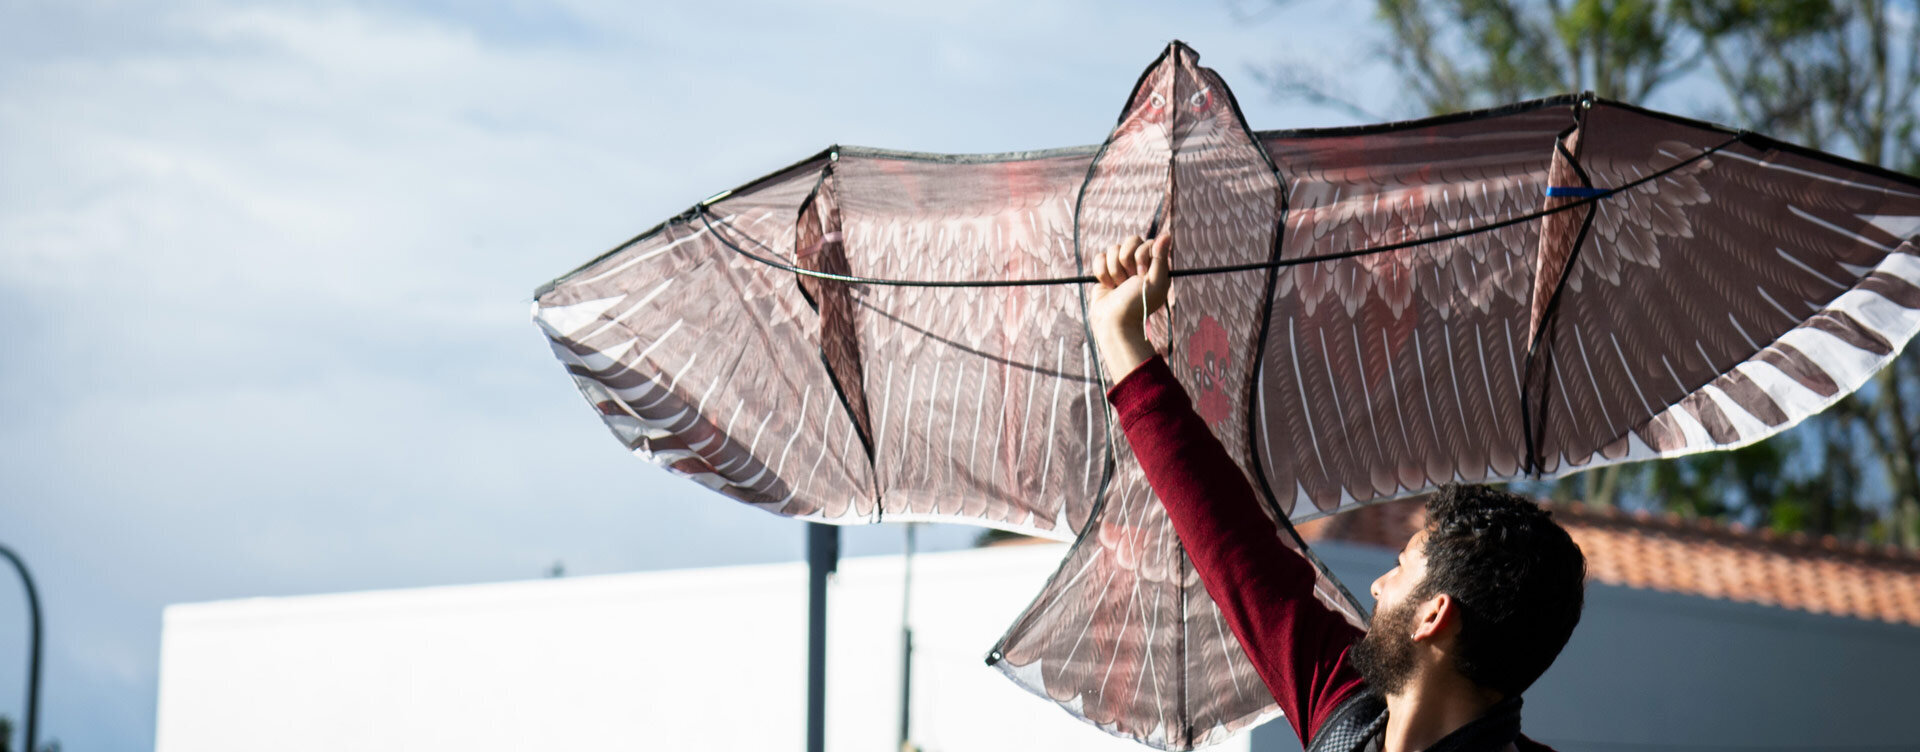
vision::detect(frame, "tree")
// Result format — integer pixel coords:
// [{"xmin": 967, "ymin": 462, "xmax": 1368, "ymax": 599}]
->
[
  {"xmin": 0, "ymin": 716, "xmax": 58, "ymax": 752},
  {"xmin": 1259, "ymin": 0, "xmax": 1920, "ymax": 547}
]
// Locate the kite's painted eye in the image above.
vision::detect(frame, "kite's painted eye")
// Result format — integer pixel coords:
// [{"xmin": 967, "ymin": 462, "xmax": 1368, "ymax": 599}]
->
[
  {"xmin": 1188, "ymin": 87, "xmax": 1212, "ymax": 111},
  {"xmin": 1148, "ymin": 92, "xmax": 1166, "ymax": 110}
]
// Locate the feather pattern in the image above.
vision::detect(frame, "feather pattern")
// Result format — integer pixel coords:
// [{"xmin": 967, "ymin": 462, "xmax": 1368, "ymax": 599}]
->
[
  {"xmin": 994, "ymin": 48, "xmax": 1313, "ymax": 747},
  {"xmin": 533, "ymin": 42, "xmax": 1920, "ymax": 750}
]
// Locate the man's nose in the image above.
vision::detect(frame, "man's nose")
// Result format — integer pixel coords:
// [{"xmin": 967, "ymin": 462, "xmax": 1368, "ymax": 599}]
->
[{"xmin": 1369, "ymin": 576, "xmax": 1383, "ymax": 600}]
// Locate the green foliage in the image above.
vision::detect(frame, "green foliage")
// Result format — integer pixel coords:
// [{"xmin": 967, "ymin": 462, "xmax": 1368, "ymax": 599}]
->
[
  {"xmin": 0, "ymin": 715, "xmax": 59, "ymax": 752},
  {"xmin": 1337, "ymin": 0, "xmax": 1918, "ymax": 167},
  {"xmin": 1365, "ymin": 0, "xmax": 1691, "ymax": 112}
]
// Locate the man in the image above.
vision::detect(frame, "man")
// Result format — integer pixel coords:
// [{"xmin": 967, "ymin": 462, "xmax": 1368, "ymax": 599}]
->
[{"xmin": 1085, "ymin": 235, "xmax": 1587, "ymax": 752}]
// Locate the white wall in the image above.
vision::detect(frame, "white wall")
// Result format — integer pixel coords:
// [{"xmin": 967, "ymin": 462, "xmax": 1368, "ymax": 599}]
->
[{"xmin": 156, "ymin": 542, "xmax": 1253, "ymax": 752}]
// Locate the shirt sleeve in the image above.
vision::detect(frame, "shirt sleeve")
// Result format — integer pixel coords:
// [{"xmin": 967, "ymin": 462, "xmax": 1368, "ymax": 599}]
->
[{"xmin": 1107, "ymin": 355, "xmax": 1368, "ymax": 744}]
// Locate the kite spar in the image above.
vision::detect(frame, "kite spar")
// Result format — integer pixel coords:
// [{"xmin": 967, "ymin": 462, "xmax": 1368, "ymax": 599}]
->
[{"xmin": 533, "ymin": 42, "xmax": 1920, "ymax": 749}]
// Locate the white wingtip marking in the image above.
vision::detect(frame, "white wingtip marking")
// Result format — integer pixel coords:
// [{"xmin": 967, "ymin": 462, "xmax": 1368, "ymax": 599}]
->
[
  {"xmin": 1788, "ymin": 205, "xmax": 1897, "ymax": 252},
  {"xmin": 535, "ymin": 295, "xmax": 625, "ymax": 338},
  {"xmin": 1699, "ymin": 383, "xmax": 1770, "ymax": 442},
  {"xmin": 1664, "ymin": 401, "xmax": 1712, "ymax": 450},
  {"xmin": 1877, "ymin": 252, "xmax": 1920, "ymax": 286},
  {"xmin": 1737, "ymin": 361, "xmax": 1826, "ymax": 418},
  {"xmin": 1859, "ymin": 213, "xmax": 1920, "ymax": 240},
  {"xmin": 1622, "ymin": 430, "xmax": 1658, "ymax": 462},
  {"xmin": 1833, "ymin": 287, "xmax": 1918, "ymax": 343}
]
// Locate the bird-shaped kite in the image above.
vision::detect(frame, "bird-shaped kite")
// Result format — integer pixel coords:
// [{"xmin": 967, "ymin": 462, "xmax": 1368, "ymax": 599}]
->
[{"xmin": 532, "ymin": 42, "xmax": 1920, "ymax": 749}]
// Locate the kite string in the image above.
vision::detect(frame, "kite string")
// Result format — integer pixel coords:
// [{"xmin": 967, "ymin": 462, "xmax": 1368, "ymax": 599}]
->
[
  {"xmin": 1140, "ymin": 275, "xmax": 1159, "ymax": 364},
  {"xmin": 1141, "ymin": 247, "xmax": 1174, "ymax": 358},
  {"xmin": 694, "ymin": 133, "xmax": 1741, "ymax": 288}
]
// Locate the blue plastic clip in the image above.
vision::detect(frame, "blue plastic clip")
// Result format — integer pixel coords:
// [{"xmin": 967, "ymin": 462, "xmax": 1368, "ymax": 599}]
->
[{"xmin": 1545, "ymin": 186, "xmax": 1610, "ymax": 198}]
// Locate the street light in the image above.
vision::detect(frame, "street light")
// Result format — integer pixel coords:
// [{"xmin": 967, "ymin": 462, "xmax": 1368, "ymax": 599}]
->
[
  {"xmin": 0, "ymin": 544, "xmax": 41, "ymax": 752},
  {"xmin": 805, "ymin": 523, "xmax": 838, "ymax": 752}
]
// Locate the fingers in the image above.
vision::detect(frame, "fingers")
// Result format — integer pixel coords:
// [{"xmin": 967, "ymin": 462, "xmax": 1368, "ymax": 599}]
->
[
  {"xmin": 1093, "ymin": 236, "xmax": 1160, "ymax": 290},
  {"xmin": 1117, "ymin": 236, "xmax": 1143, "ymax": 277},
  {"xmin": 1092, "ymin": 248, "xmax": 1116, "ymax": 288},
  {"xmin": 1145, "ymin": 235, "xmax": 1171, "ymax": 285}
]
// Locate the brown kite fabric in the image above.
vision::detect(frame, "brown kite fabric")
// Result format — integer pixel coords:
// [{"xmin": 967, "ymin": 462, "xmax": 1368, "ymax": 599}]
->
[{"xmin": 533, "ymin": 42, "xmax": 1920, "ymax": 749}]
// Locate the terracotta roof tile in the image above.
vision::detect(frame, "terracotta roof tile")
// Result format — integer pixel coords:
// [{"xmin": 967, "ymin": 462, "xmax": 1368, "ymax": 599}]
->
[{"xmin": 1295, "ymin": 498, "xmax": 1920, "ymax": 627}]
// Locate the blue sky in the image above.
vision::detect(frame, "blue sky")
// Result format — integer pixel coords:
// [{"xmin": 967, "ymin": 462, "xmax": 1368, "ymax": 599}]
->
[{"xmin": 0, "ymin": 1, "xmax": 1407, "ymax": 748}]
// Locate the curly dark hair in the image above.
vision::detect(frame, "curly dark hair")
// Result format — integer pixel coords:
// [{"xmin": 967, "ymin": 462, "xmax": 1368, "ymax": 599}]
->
[{"xmin": 1414, "ymin": 484, "xmax": 1587, "ymax": 696}]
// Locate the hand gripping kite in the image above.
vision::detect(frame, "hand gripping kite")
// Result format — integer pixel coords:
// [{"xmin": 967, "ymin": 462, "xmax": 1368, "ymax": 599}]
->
[{"xmin": 532, "ymin": 42, "xmax": 1920, "ymax": 749}]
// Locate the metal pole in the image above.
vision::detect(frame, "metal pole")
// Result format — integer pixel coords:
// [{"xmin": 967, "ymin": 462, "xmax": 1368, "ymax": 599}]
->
[
  {"xmin": 805, "ymin": 523, "xmax": 838, "ymax": 752},
  {"xmin": 898, "ymin": 523, "xmax": 916, "ymax": 751},
  {"xmin": 0, "ymin": 544, "xmax": 41, "ymax": 752}
]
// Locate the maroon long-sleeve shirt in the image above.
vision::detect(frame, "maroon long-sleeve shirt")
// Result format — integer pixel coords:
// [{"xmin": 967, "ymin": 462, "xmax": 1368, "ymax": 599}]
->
[
  {"xmin": 1108, "ymin": 356, "xmax": 1369, "ymax": 744},
  {"xmin": 1110, "ymin": 356, "xmax": 1554, "ymax": 752}
]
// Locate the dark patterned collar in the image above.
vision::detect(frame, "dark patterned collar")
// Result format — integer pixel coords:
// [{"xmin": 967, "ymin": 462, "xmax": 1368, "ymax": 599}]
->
[{"xmin": 1307, "ymin": 691, "xmax": 1524, "ymax": 752}]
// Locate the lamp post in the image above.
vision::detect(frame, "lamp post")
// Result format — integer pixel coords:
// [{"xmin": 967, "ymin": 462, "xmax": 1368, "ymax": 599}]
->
[
  {"xmin": 0, "ymin": 544, "xmax": 41, "ymax": 752},
  {"xmin": 805, "ymin": 523, "xmax": 838, "ymax": 752},
  {"xmin": 898, "ymin": 523, "xmax": 915, "ymax": 752}
]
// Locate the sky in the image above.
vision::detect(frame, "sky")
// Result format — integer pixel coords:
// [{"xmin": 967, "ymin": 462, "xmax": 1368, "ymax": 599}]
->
[{"xmin": 0, "ymin": 1, "xmax": 1404, "ymax": 748}]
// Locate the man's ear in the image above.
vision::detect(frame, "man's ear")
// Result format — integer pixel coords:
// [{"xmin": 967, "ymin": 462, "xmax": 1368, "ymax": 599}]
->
[{"xmin": 1410, "ymin": 592, "xmax": 1460, "ymax": 644}]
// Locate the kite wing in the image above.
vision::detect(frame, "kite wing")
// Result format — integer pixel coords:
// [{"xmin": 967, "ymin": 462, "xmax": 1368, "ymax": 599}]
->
[
  {"xmin": 534, "ymin": 145, "xmax": 1111, "ymax": 535},
  {"xmin": 533, "ymin": 41, "xmax": 1920, "ymax": 751},
  {"xmin": 1250, "ymin": 98, "xmax": 1920, "ymax": 516}
]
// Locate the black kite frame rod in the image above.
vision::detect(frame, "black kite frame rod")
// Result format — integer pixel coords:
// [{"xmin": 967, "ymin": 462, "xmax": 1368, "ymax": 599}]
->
[{"xmin": 695, "ymin": 134, "xmax": 1742, "ymax": 289}]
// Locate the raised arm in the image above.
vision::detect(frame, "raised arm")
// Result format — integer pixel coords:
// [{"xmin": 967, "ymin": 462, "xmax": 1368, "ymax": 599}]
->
[{"xmin": 1089, "ymin": 236, "xmax": 1368, "ymax": 742}]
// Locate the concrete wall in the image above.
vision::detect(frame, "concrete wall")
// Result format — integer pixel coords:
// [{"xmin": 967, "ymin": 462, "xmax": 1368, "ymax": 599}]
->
[{"xmin": 1252, "ymin": 543, "xmax": 1920, "ymax": 752}]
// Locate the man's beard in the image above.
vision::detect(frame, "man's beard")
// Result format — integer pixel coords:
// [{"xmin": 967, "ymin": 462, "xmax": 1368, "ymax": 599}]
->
[{"xmin": 1351, "ymin": 595, "xmax": 1419, "ymax": 694}]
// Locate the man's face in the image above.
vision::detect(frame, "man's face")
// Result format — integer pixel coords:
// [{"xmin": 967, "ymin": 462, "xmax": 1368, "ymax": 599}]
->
[
  {"xmin": 1370, "ymin": 528, "xmax": 1431, "ymax": 616},
  {"xmin": 1350, "ymin": 529, "xmax": 1433, "ymax": 693}
]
